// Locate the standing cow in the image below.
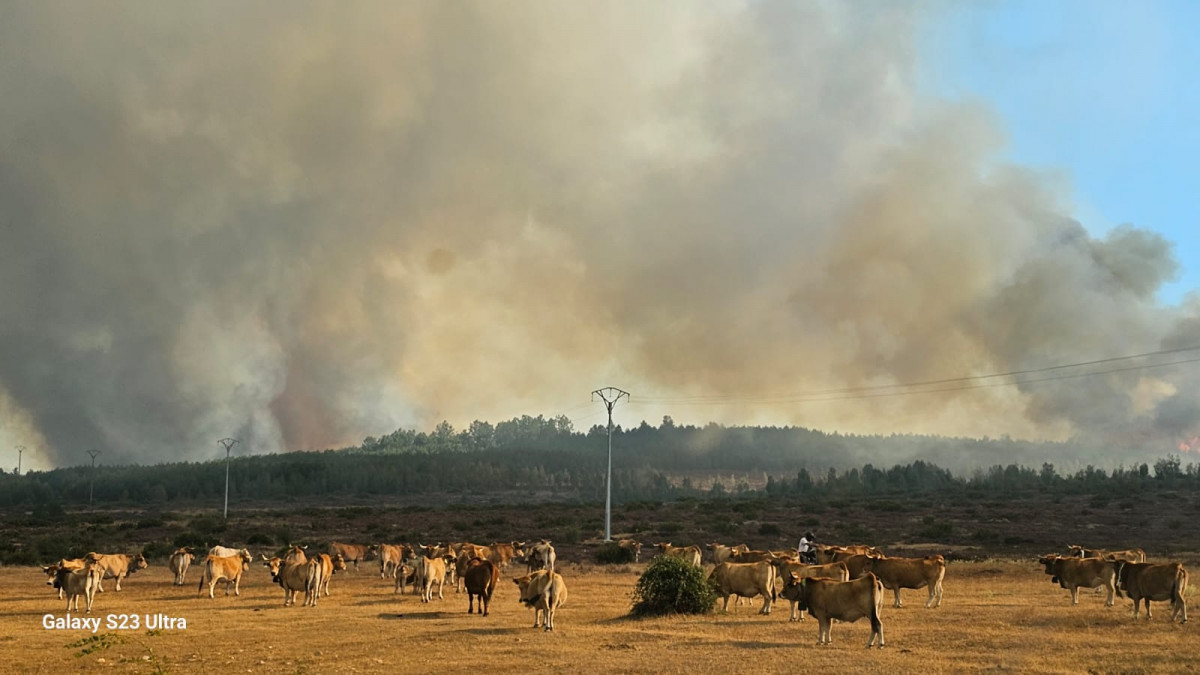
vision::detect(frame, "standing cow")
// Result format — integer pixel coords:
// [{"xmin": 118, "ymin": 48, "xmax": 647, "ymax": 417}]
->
[
  {"xmin": 781, "ymin": 572, "xmax": 885, "ymax": 648},
  {"xmin": 464, "ymin": 558, "xmax": 500, "ymax": 616},
  {"xmin": 168, "ymin": 548, "xmax": 195, "ymax": 586}
]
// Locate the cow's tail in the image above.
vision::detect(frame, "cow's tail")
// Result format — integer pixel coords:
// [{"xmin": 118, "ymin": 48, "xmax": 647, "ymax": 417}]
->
[
  {"xmin": 1172, "ymin": 565, "xmax": 1188, "ymax": 610},
  {"xmin": 770, "ymin": 566, "xmax": 778, "ymax": 602},
  {"xmin": 197, "ymin": 563, "xmax": 207, "ymax": 593}
]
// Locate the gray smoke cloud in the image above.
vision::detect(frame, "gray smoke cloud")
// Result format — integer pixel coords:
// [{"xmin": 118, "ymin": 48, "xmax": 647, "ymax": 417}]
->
[{"xmin": 1, "ymin": 1, "xmax": 1196, "ymax": 469}]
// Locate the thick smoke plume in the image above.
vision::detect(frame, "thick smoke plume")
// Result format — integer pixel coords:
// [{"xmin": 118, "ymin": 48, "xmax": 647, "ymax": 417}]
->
[{"xmin": 1, "ymin": 1, "xmax": 1196, "ymax": 469}]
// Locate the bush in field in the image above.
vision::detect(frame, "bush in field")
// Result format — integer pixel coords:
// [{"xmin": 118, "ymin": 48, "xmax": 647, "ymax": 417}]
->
[
  {"xmin": 630, "ymin": 556, "xmax": 717, "ymax": 617},
  {"xmin": 594, "ymin": 542, "xmax": 636, "ymax": 564}
]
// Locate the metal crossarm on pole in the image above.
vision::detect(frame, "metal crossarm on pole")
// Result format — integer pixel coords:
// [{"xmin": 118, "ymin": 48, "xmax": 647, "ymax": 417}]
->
[
  {"xmin": 218, "ymin": 438, "xmax": 240, "ymax": 519},
  {"xmin": 592, "ymin": 387, "xmax": 629, "ymax": 542},
  {"xmin": 86, "ymin": 449, "xmax": 100, "ymax": 505}
]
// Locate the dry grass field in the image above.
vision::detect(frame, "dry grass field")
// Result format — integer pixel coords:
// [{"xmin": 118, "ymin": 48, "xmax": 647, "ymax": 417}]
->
[{"xmin": 0, "ymin": 557, "xmax": 1195, "ymax": 674}]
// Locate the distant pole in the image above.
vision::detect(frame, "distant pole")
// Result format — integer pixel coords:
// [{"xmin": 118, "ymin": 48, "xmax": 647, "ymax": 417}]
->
[
  {"xmin": 86, "ymin": 449, "xmax": 100, "ymax": 505},
  {"xmin": 592, "ymin": 387, "xmax": 629, "ymax": 542},
  {"xmin": 218, "ymin": 438, "xmax": 240, "ymax": 519},
  {"xmin": 16, "ymin": 445, "xmax": 24, "ymax": 476}
]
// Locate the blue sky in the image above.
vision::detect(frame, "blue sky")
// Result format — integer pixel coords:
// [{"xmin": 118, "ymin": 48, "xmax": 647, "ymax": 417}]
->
[{"xmin": 919, "ymin": 0, "xmax": 1200, "ymax": 305}]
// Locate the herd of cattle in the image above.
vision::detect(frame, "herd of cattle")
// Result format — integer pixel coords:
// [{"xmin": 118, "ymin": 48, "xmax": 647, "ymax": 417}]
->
[{"xmin": 38, "ymin": 538, "xmax": 1188, "ymax": 644}]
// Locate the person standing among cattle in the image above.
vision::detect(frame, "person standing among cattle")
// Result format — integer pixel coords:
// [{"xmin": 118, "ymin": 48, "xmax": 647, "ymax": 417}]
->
[{"xmin": 796, "ymin": 531, "xmax": 817, "ymax": 564}]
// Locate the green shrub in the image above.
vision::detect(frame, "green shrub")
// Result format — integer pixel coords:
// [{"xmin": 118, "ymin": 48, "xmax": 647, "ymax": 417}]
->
[
  {"xmin": 630, "ymin": 556, "xmax": 717, "ymax": 616},
  {"xmin": 594, "ymin": 542, "xmax": 636, "ymax": 564}
]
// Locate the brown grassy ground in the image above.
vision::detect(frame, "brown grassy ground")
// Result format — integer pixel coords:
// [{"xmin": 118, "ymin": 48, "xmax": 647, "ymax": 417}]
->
[{"xmin": 0, "ymin": 558, "xmax": 1194, "ymax": 674}]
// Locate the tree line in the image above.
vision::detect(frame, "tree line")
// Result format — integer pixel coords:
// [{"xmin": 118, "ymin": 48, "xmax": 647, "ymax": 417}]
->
[{"xmin": 2, "ymin": 415, "xmax": 1196, "ymax": 508}]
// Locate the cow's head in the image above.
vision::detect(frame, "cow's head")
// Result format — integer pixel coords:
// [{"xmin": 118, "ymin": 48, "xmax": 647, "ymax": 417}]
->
[
  {"xmin": 1066, "ymin": 545, "xmax": 1086, "ymax": 558},
  {"xmin": 1037, "ymin": 554, "xmax": 1063, "ymax": 581},
  {"xmin": 284, "ymin": 545, "xmax": 307, "ymax": 564},
  {"xmin": 263, "ymin": 556, "xmax": 285, "ymax": 581},
  {"xmin": 43, "ymin": 564, "xmax": 61, "ymax": 586},
  {"xmin": 512, "ymin": 573, "xmax": 539, "ymax": 605},
  {"xmin": 654, "ymin": 542, "xmax": 672, "ymax": 553},
  {"xmin": 331, "ymin": 553, "xmax": 347, "ymax": 574},
  {"xmin": 238, "ymin": 550, "xmax": 253, "ymax": 569},
  {"xmin": 780, "ymin": 572, "xmax": 810, "ymax": 608},
  {"xmin": 132, "ymin": 554, "xmax": 148, "ymax": 572}
]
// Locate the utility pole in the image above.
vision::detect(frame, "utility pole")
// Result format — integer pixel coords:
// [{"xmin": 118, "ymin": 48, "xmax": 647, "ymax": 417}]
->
[
  {"xmin": 592, "ymin": 387, "xmax": 629, "ymax": 542},
  {"xmin": 218, "ymin": 438, "xmax": 240, "ymax": 519},
  {"xmin": 86, "ymin": 449, "xmax": 100, "ymax": 505},
  {"xmin": 15, "ymin": 445, "xmax": 24, "ymax": 476}
]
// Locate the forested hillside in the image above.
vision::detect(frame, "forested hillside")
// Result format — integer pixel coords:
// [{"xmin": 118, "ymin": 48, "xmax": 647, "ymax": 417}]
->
[{"xmin": 2, "ymin": 415, "xmax": 1196, "ymax": 508}]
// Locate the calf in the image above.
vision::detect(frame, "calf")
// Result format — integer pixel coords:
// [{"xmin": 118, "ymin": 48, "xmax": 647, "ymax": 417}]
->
[
  {"xmin": 1038, "ymin": 554, "xmax": 1116, "ymax": 606},
  {"xmin": 199, "ymin": 551, "xmax": 253, "ymax": 598},
  {"xmin": 709, "ymin": 561, "xmax": 777, "ymax": 615},
  {"xmin": 1113, "ymin": 561, "xmax": 1188, "ymax": 622},
  {"xmin": 781, "ymin": 572, "xmax": 885, "ymax": 648},
  {"xmin": 463, "ymin": 558, "xmax": 501, "ymax": 616},
  {"xmin": 514, "ymin": 570, "xmax": 568, "ymax": 631},
  {"xmin": 863, "ymin": 555, "xmax": 946, "ymax": 609}
]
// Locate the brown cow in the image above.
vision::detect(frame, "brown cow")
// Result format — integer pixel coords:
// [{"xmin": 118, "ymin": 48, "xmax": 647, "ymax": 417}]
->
[
  {"xmin": 52, "ymin": 563, "xmax": 104, "ymax": 613},
  {"xmin": 617, "ymin": 539, "xmax": 643, "ymax": 562},
  {"xmin": 42, "ymin": 558, "xmax": 86, "ymax": 599},
  {"xmin": 654, "ymin": 543, "xmax": 702, "ymax": 567},
  {"xmin": 86, "ymin": 552, "xmax": 148, "ymax": 592},
  {"xmin": 378, "ymin": 544, "xmax": 404, "ymax": 579},
  {"xmin": 317, "ymin": 553, "xmax": 347, "ymax": 596},
  {"xmin": 1068, "ymin": 545, "xmax": 1146, "ymax": 563},
  {"xmin": 728, "ymin": 549, "xmax": 777, "ymax": 564},
  {"xmin": 514, "ymin": 570, "xmax": 568, "ymax": 631},
  {"xmin": 1038, "ymin": 554, "xmax": 1116, "ymax": 606},
  {"xmin": 1113, "ymin": 561, "xmax": 1188, "ymax": 622},
  {"xmin": 709, "ymin": 561, "xmax": 777, "ymax": 615},
  {"xmin": 781, "ymin": 572, "xmax": 885, "ymax": 648},
  {"xmin": 264, "ymin": 555, "xmax": 323, "ymax": 607},
  {"xmin": 706, "ymin": 543, "xmax": 749, "ymax": 565},
  {"xmin": 769, "ymin": 559, "xmax": 851, "ymax": 621},
  {"xmin": 464, "ymin": 558, "xmax": 501, "ymax": 616},
  {"xmin": 199, "ymin": 551, "xmax": 253, "ymax": 598},
  {"xmin": 486, "ymin": 542, "xmax": 527, "ymax": 569},
  {"xmin": 329, "ymin": 542, "xmax": 375, "ymax": 570},
  {"xmin": 863, "ymin": 555, "xmax": 946, "ymax": 609}
]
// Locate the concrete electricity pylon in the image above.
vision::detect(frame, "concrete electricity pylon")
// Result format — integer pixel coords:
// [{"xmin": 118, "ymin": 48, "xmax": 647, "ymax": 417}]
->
[
  {"xmin": 87, "ymin": 449, "xmax": 100, "ymax": 505},
  {"xmin": 592, "ymin": 387, "xmax": 629, "ymax": 542},
  {"xmin": 218, "ymin": 438, "xmax": 240, "ymax": 519}
]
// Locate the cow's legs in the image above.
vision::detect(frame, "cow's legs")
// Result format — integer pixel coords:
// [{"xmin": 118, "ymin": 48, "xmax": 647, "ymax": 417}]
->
[
  {"xmin": 1144, "ymin": 598, "xmax": 1153, "ymax": 620},
  {"xmin": 925, "ymin": 583, "xmax": 941, "ymax": 608},
  {"xmin": 1103, "ymin": 583, "xmax": 1114, "ymax": 607},
  {"xmin": 758, "ymin": 594, "xmax": 771, "ymax": 615},
  {"xmin": 721, "ymin": 595, "xmax": 731, "ymax": 612},
  {"xmin": 818, "ymin": 618, "xmax": 831, "ymax": 645},
  {"xmin": 892, "ymin": 587, "xmax": 903, "ymax": 608},
  {"xmin": 115, "ymin": 575, "xmax": 122, "ymax": 592},
  {"xmin": 1070, "ymin": 586, "xmax": 1080, "ymax": 605},
  {"xmin": 868, "ymin": 616, "xmax": 884, "ymax": 648}
]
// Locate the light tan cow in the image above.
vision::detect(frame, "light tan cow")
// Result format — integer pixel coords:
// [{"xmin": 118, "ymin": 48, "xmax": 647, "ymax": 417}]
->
[
  {"xmin": 1113, "ymin": 561, "xmax": 1188, "ymax": 622},
  {"xmin": 728, "ymin": 549, "xmax": 777, "ymax": 564},
  {"xmin": 264, "ymin": 555, "xmax": 324, "ymax": 607},
  {"xmin": 617, "ymin": 539, "xmax": 643, "ymax": 562},
  {"xmin": 283, "ymin": 545, "xmax": 308, "ymax": 564},
  {"xmin": 317, "ymin": 553, "xmax": 347, "ymax": 596},
  {"xmin": 168, "ymin": 548, "xmax": 195, "ymax": 586},
  {"xmin": 51, "ymin": 563, "xmax": 104, "ymax": 613},
  {"xmin": 769, "ymin": 559, "xmax": 851, "ymax": 621},
  {"xmin": 329, "ymin": 542, "xmax": 375, "ymax": 571},
  {"xmin": 526, "ymin": 540, "xmax": 556, "ymax": 573},
  {"xmin": 709, "ymin": 561, "xmax": 777, "ymax": 615},
  {"xmin": 379, "ymin": 544, "xmax": 405, "ymax": 579},
  {"xmin": 86, "ymin": 552, "xmax": 148, "ymax": 592},
  {"xmin": 514, "ymin": 570, "xmax": 568, "ymax": 631},
  {"xmin": 486, "ymin": 542, "xmax": 527, "ymax": 569},
  {"xmin": 863, "ymin": 554, "xmax": 946, "ymax": 608},
  {"xmin": 199, "ymin": 550, "xmax": 253, "ymax": 598},
  {"xmin": 813, "ymin": 544, "xmax": 883, "ymax": 565},
  {"xmin": 780, "ymin": 572, "xmax": 885, "ymax": 647},
  {"xmin": 417, "ymin": 553, "xmax": 453, "ymax": 603},
  {"xmin": 654, "ymin": 543, "xmax": 702, "ymax": 567},
  {"xmin": 1038, "ymin": 554, "xmax": 1116, "ymax": 606},
  {"xmin": 464, "ymin": 558, "xmax": 500, "ymax": 616},
  {"xmin": 1067, "ymin": 545, "xmax": 1146, "ymax": 563},
  {"xmin": 706, "ymin": 543, "xmax": 750, "ymax": 565}
]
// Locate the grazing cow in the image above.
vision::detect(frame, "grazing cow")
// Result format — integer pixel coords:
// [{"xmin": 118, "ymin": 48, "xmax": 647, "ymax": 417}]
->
[
  {"xmin": 85, "ymin": 553, "xmax": 148, "ymax": 592},
  {"xmin": 863, "ymin": 555, "xmax": 946, "ymax": 609},
  {"xmin": 654, "ymin": 543, "xmax": 702, "ymax": 567},
  {"xmin": 264, "ymin": 556, "xmax": 324, "ymax": 607},
  {"xmin": 1038, "ymin": 554, "xmax": 1116, "ymax": 606},
  {"xmin": 329, "ymin": 542, "xmax": 375, "ymax": 571},
  {"xmin": 706, "ymin": 543, "xmax": 750, "ymax": 565},
  {"xmin": 52, "ymin": 563, "xmax": 104, "ymax": 613},
  {"xmin": 168, "ymin": 548, "xmax": 195, "ymax": 586},
  {"xmin": 1113, "ymin": 561, "xmax": 1188, "ymax": 622},
  {"xmin": 316, "ymin": 553, "xmax": 347, "ymax": 596},
  {"xmin": 781, "ymin": 572, "xmax": 885, "ymax": 648},
  {"xmin": 709, "ymin": 561, "xmax": 777, "ymax": 615},
  {"xmin": 379, "ymin": 544, "xmax": 405, "ymax": 579},
  {"xmin": 463, "ymin": 558, "xmax": 501, "ymax": 616},
  {"xmin": 514, "ymin": 570, "xmax": 568, "ymax": 631},
  {"xmin": 486, "ymin": 542, "xmax": 527, "ymax": 570},
  {"xmin": 42, "ymin": 558, "xmax": 87, "ymax": 599},
  {"xmin": 527, "ymin": 540, "xmax": 557, "ymax": 573},
  {"xmin": 617, "ymin": 539, "xmax": 643, "ymax": 562},
  {"xmin": 199, "ymin": 550, "xmax": 253, "ymax": 598},
  {"xmin": 1068, "ymin": 545, "xmax": 1146, "ymax": 563},
  {"xmin": 769, "ymin": 559, "xmax": 851, "ymax": 621}
]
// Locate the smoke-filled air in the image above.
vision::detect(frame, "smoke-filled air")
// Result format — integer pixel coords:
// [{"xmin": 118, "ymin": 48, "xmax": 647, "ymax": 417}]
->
[{"xmin": 1, "ymin": 1, "xmax": 1197, "ymax": 469}]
